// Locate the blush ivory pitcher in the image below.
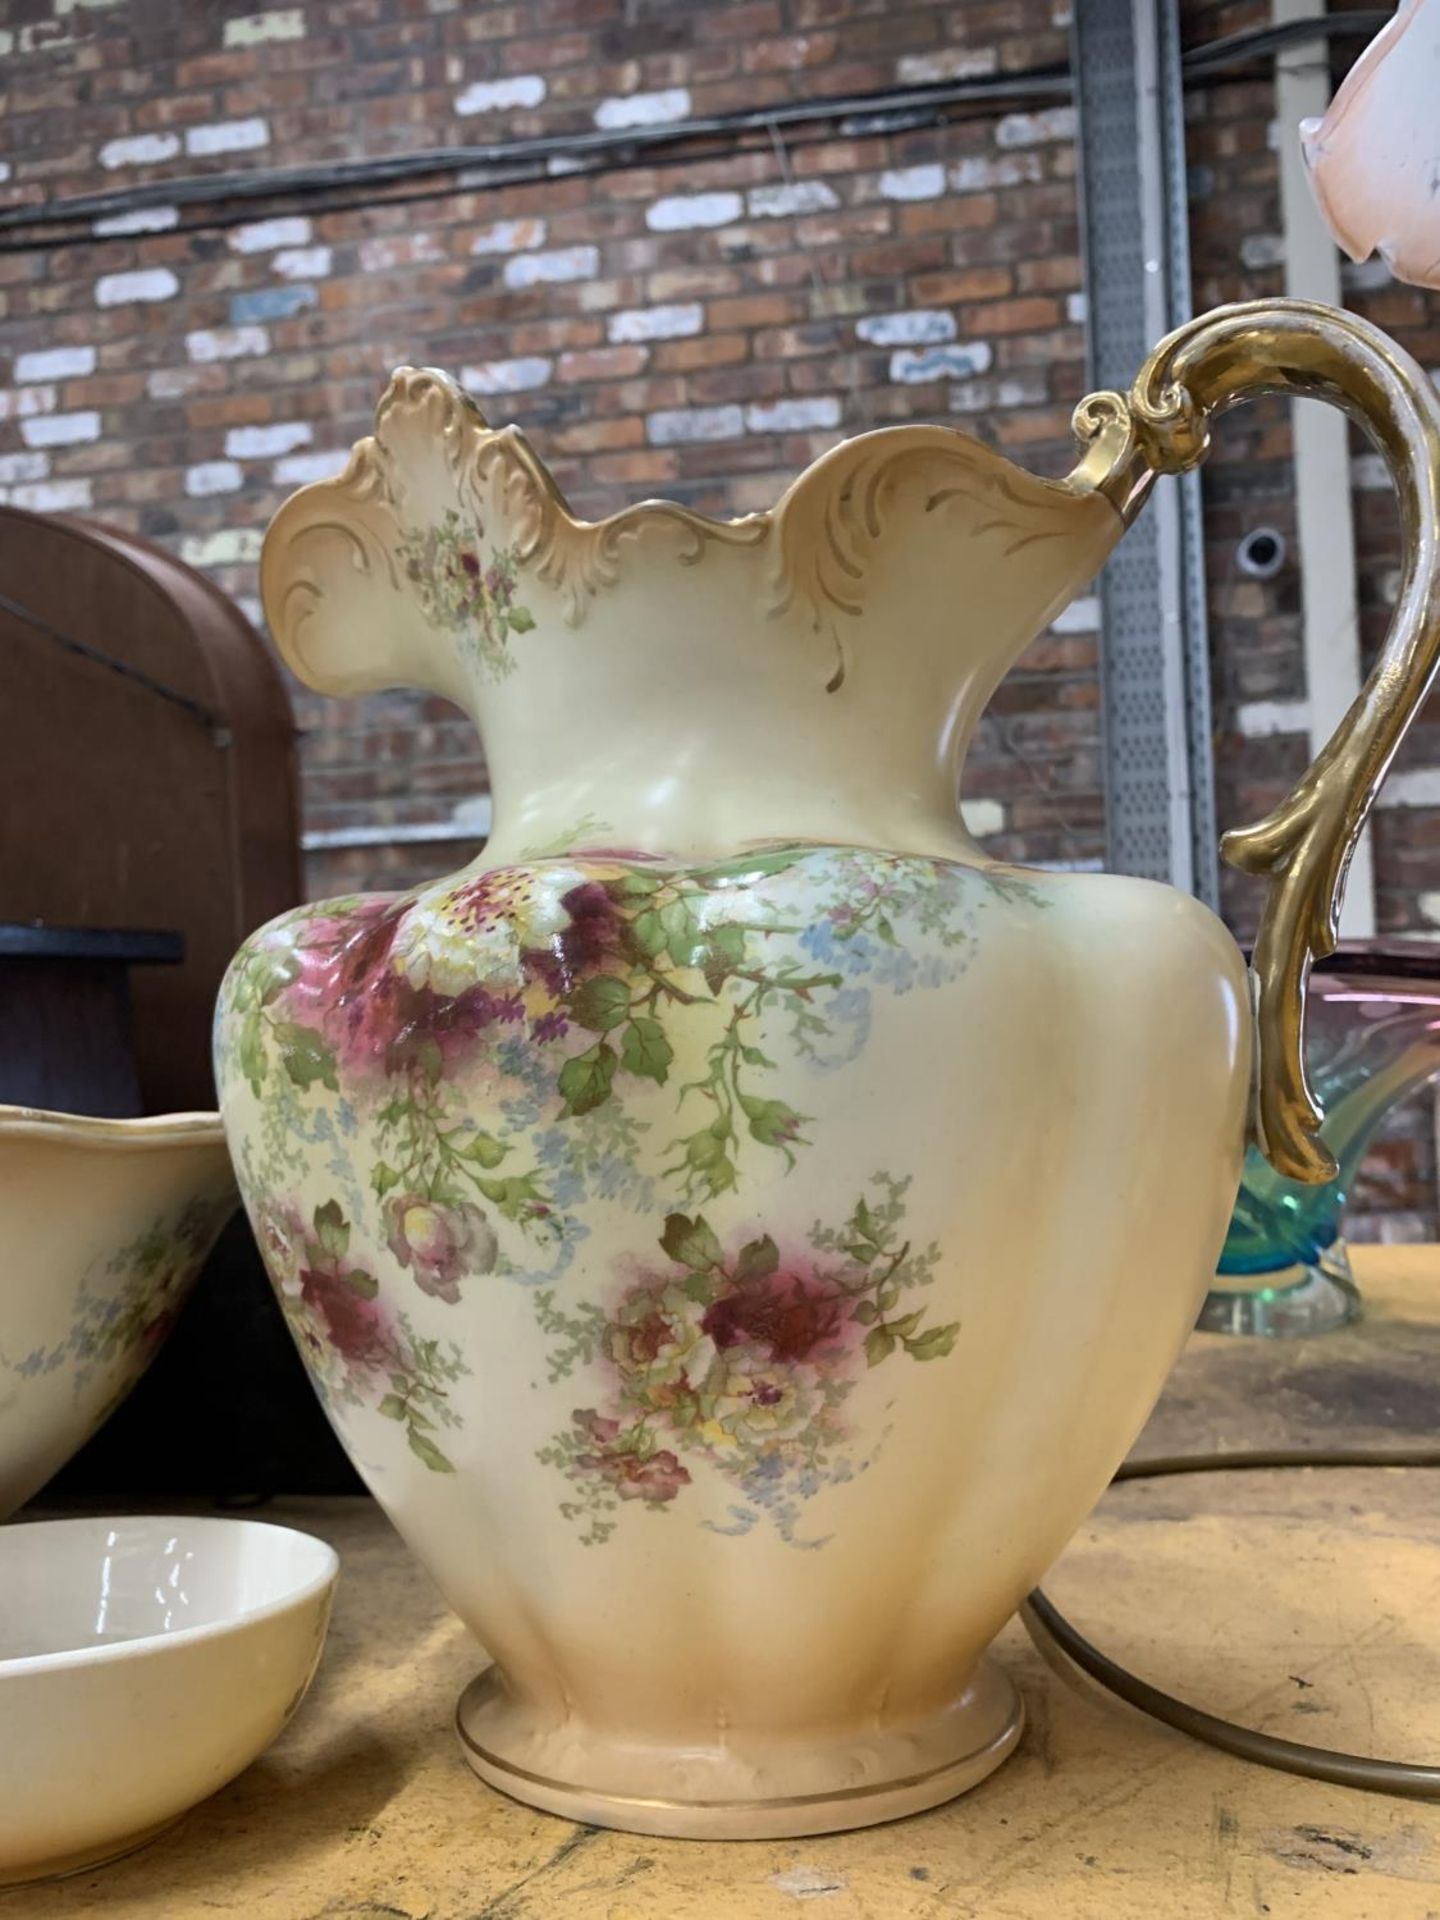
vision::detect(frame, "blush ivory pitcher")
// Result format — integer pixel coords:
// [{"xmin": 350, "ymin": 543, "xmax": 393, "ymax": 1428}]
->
[{"xmin": 217, "ymin": 300, "xmax": 1440, "ymax": 1837}]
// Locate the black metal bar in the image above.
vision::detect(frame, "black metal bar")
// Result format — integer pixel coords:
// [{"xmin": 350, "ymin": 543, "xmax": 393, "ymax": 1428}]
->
[{"xmin": 0, "ymin": 15, "xmax": 1388, "ymax": 251}]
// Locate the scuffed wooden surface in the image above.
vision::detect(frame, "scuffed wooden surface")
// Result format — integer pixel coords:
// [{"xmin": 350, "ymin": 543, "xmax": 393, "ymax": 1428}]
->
[{"xmin": 26, "ymin": 1246, "xmax": 1440, "ymax": 1919}]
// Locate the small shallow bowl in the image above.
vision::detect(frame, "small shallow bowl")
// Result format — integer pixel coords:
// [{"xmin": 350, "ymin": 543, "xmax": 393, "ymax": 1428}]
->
[
  {"xmin": 0, "ymin": 1106, "xmax": 236, "ymax": 1517},
  {"xmin": 0, "ymin": 1514, "xmax": 338, "ymax": 1886}
]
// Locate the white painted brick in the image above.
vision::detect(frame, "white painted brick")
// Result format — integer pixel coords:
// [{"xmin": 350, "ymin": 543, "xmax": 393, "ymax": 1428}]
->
[
  {"xmin": 1378, "ymin": 767, "xmax": 1440, "ymax": 808},
  {"xmin": 181, "ymin": 528, "xmax": 265, "ymax": 568},
  {"xmin": 878, "ymin": 164, "xmax": 945, "ymax": 201},
  {"xmin": 949, "ymin": 372, "xmax": 1049, "ymax": 413},
  {"xmin": 99, "ymin": 133, "xmax": 180, "ymax": 170},
  {"xmin": 186, "ymin": 325, "xmax": 270, "ymax": 362},
  {"xmin": 0, "ymin": 164, "xmax": 10, "ymax": 184},
  {"xmin": 147, "ymin": 367, "xmax": 206, "ymax": 399},
  {"xmin": 21, "ymin": 410, "xmax": 100, "ymax": 448},
  {"xmin": 594, "ymin": 88, "xmax": 690, "ymax": 130},
  {"xmin": 92, "ymin": 204, "xmax": 178, "ymax": 235},
  {"xmin": 272, "ymin": 246, "xmax": 332, "ymax": 280},
  {"xmin": 236, "ymin": 595, "xmax": 265, "ymax": 627},
  {"xmin": 230, "ymin": 215, "xmax": 311, "ymax": 254},
  {"xmin": 607, "ymin": 302, "xmax": 703, "ymax": 344},
  {"xmin": 1351, "ymin": 453, "xmax": 1390, "ymax": 491},
  {"xmin": 646, "ymin": 192, "xmax": 743, "ymax": 233},
  {"xmin": 960, "ymin": 797, "xmax": 1005, "ymax": 837},
  {"xmin": 455, "ymin": 75, "xmax": 545, "ymax": 115},
  {"xmin": 14, "ymin": 346, "xmax": 96, "ymax": 383},
  {"xmin": 461, "ymin": 357, "xmax": 553, "ymax": 396},
  {"xmin": 470, "ymin": 217, "xmax": 547, "ymax": 255},
  {"xmin": 891, "ymin": 342, "xmax": 993, "ymax": 383},
  {"xmin": 1051, "ymin": 595, "xmax": 1100, "ymax": 634},
  {"xmin": 995, "ymin": 106, "xmax": 1077, "ymax": 147},
  {"xmin": 223, "ymin": 9, "xmax": 305, "ymax": 47},
  {"xmin": 949, "ymin": 152, "xmax": 1043, "ymax": 191},
  {"xmin": 897, "ymin": 48, "xmax": 999, "ymax": 83},
  {"xmin": 647, "ymin": 405, "xmax": 743, "ymax": 445},
  {"xmin": 359, "ymin": 231, "xmax": 446, "ymax": 272},
  {"xmin": 185, "ymin": 118, "xmax": 269, "ymax": 157},
  {"xmin": 7, "ymin": 477, "xmax": 93, "ymax": 512},
  {"xmin": 273, "ymin": 448, "xmax": 350, "ymax": 485},
  {"xmin": 856, "ymin": 309, "xmax": 956, "ymax": 346},
  {"xmin": 1239, "ymin": 233, "xmax": 1284, "ymax": 270},
  {"xmin": 1066, "ymin": 291, "xmax": 1087, "ymax": 324},
  {"xmin": 0, "ymin": 451, "xmax": 49, "ymax": 483},
  {"xmin": 746, "ymin": 181, "xmax": 840, "ymax": 219},
  {"xmin": 225, "ymin": 422, "xmax": 312, "ymax": 459},
  {"xmin": 502, "ymin": 245, "xmax": 598, "ymax": 288},
  {"xmin": 0, "ymin": 387, "xmax": 56, "ymax": 422},
  {"xmin": 185, "ymin": 460, "xmax": 243, "ymax": 497},
  {"xmin": 1238, "ymin": 698, "xmax": 1311, "ymax": 739},
  {"xmin": 744, "ymin": 396, "xmax": 841, "ymax": 433},
  {"xmin": 96, "ymin": 267, "xmax": 180, "ymax": 305}
]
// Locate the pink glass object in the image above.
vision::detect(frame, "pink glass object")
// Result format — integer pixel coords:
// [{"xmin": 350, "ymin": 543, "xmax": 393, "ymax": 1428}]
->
[
  {"xmin": 1201, "ymin": 945, "xmax": 1440, "ymax": 1337},
  {"xmin": 1302, "ymin": 0, "xmax": 1440, "ymax": 292}
]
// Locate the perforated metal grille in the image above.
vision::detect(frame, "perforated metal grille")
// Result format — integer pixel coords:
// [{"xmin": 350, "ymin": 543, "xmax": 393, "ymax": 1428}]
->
[{"xmin": 1072, "ymin": 0, "xmax": 1219, "ymax": 904}]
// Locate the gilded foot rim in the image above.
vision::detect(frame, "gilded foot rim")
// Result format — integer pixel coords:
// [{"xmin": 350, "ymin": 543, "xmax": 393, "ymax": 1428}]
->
[{"xmin": 455, "ymin": 1660, "xmax": 1024, "ymax": 1840}]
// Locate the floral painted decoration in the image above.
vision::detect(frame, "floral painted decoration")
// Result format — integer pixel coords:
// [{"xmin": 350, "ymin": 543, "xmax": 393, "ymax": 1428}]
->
[
  {"xmin": 536, "ymin": 1176, "xmax": 956, "ymax": 1545},
  {"xmin": 396, "ymin": 508, "xmax": 535, "ymax": 679},
  {"xmin": 221, "ymin": 843, "xmax": 1040, "ymax": 1526},
  {"xmin": 3, "ymin": 1192, "xmax": 234, "ymax": 1426},
  {"xmin": 258, "ymin": 1197, "xmax": 467, "ymax": 1473}
]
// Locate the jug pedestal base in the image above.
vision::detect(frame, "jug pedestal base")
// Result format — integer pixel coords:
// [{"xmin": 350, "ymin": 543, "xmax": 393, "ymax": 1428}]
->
[{"xmin": 455, "ymin": 1658, "xmax": 1023, "ymax": 1839}]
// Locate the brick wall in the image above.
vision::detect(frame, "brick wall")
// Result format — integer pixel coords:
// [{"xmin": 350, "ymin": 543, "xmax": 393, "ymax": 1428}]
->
[
  {"xmin": 1183, "ymin": 0, "xmax": 1440, "ymax": 1236},
  {"xmin": 2, "ymin": 0, "xmax": 1438, "ymax": 1235}
]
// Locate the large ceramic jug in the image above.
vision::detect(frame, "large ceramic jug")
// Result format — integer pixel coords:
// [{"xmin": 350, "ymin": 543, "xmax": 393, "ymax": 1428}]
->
[{"xmin": 218, "ymin": 300, "xmax": 1440, "ymax": 1837}]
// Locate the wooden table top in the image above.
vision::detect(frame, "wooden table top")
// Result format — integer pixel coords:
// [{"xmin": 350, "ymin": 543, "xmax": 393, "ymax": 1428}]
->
[{"xmin": 26, "ymin": 1245, "xmax": 1440, "ymax": 1919}]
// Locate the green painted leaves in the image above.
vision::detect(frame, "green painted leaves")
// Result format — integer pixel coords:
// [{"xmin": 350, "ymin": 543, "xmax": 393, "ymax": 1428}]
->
[
  {"xmin": 733, "ymin": 1233, "xmax": 779, "ymax": 1282},
  {"xmin": 621, "ymin": 1016, "xmax": 672, "ymax": 1084},
  {"xmin": 559, "ymin": 1041, "xmax": 618, "ymax": 1117},
  {"xmin": 275, "ymin": 1022, "xmax": 338, "ymax": 1094},
  {"xmin": 546, "ymin": 858, "xmax": 824, "ymax": 1200},
  {"xmin": 226, "ymin": 935, "xmax": 315, "ymax": 1098},
  {"xmin": 660, "ymin": 1212, "xmax": 723, "ymax": 1271},
  {"xmin": 313, "ymin": 1198, "xmax": 349, "ymax": 1259},
  {"xmin": 569, "ymin": 976, "xmax": 632, "ymax": 1032},
  {"xmin": 905, "ymin": 1323, "xmax": 960, "ymax": 1360}
]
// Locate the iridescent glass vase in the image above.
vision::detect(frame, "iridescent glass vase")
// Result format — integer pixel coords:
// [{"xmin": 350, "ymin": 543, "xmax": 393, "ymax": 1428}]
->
[{"xmin": 1200, "ymin": 946, "xmax": 1440, "ymax": 1337}]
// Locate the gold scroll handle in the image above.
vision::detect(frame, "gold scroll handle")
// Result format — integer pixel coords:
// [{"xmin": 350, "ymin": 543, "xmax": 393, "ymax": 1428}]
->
[{"xmin": 1067, "ymin": 298, "xmax": 1440, "ymax": 1184}]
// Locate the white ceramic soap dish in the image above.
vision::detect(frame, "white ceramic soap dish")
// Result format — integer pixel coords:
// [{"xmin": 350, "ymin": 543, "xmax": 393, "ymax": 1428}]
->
[{"xmin": 0, "ymin": 1513, "xmax": 338, "ymax": 1886}]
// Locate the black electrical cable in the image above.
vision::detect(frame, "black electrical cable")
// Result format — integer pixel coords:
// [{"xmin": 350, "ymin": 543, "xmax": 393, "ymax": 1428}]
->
[
  {"xmin": 1024, "ymin": 1446, "xmax": 1440, "ymax": 1799},
  {"xmin": 0, "ymin": 12, "xmax": 1391, "ymax": 255},
  {"xmin": 1182, "ymin": 13, "xmax": 1389, "ymax": 73},
  {"xmin": 0, "ymin": 68, "xmax": 1077, "ymax": 239}
]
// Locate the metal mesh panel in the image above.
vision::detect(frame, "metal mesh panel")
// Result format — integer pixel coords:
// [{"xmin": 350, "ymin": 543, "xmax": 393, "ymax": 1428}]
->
[{"xmin": 1071, "ymin": 0, "xmax": 1220, "ymax": 904}]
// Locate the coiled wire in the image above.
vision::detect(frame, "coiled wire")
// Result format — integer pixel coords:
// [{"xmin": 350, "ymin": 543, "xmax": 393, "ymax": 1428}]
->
[{"xmin": 1024, "ymin": 1447, "xmax": 1440, "ymax": 1799}]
